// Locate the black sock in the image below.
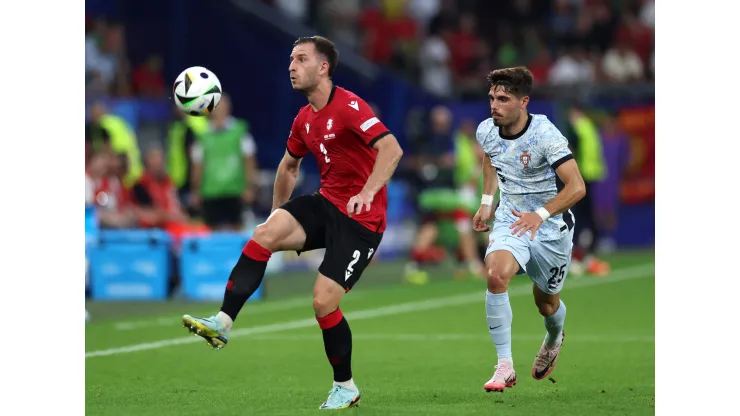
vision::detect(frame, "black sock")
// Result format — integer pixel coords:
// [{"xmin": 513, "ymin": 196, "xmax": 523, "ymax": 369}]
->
[
  {"xmin": 317, "ymin": 308, "xmax": 353, "ymax": 382},
  {"xmin": 220, "ymin": 240, "xmax": 271, "ymax": 321}
]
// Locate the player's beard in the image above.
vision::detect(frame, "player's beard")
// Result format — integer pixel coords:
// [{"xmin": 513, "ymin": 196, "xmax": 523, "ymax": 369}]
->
[
  {"xmin": 294, "ymin": 71, "xmax": 319, "ymax": 95},
  {"xmin": 492, "ymin": 109, "xmax": 519, "ymax": 128}
]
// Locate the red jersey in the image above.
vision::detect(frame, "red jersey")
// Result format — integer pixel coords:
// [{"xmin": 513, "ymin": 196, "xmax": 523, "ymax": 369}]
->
[{"xmin": 286, "ymin": 86, "xmax": 391, "ymax": 233}]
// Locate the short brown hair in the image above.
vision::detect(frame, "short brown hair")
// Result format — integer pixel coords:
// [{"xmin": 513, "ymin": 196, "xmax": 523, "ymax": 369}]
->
[
  {"xmin": 294, "ymin": 36, "xmax": 339, "ymax": 78},
  {"xmin": 486, "ymin": 67, "xmax": 533, "ymax": 98}
]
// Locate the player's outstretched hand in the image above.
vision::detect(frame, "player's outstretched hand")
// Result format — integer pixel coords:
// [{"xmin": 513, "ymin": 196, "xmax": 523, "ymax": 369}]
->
[
  {"xmin": 510, "ymin": 209, "xmax": 543, "ymax": 241},
  {"xmin": 347, "ymin": 189, "xmax": 375, "ymax": 218},
  {"xmin": 473, "ymin": 205, "xmax": 493, "ymax": 232}
]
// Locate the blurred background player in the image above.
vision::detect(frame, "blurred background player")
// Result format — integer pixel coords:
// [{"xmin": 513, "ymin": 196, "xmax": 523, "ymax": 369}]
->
[
  {"xmin": 181, "ymin": 36, "xmax": 404, "ymax": 410},
  {"xmin": 85, "ymin": 102, "xmax": 143, "ymax": 188},
  {"xmin": 130, "ymin": 147, "xmax": 191, "ymax": 230},
  {"xmin": 189, "ymin": 93, "xmax": 259, "ymax": 231},
  {"xmin": 166, "ymin": 107, "xmax": 208, "ymax": 216},
  {"xmin": 565, "ymin": 103, "xmax": 610, "ymax": 276},
  {"xmin": 83, "ymin": 2, "xmax": 655, "ymax": 411},
  {"xmin": 473, "ymin": 67, "xmax": 586, "ymax": 393},
  {"xmin": 592, "ymin": 110, "xmax": 631, "ymax": 253},
  {"xmin": 404, "ymin": 106, "xmax": 485, "ymax": 284}
]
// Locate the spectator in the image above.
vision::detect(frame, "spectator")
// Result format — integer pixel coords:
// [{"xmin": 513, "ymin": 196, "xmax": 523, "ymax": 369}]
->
[
  {"xmin": 638, "ymin": 0, "xmax": 654, "ymax": 30},
  {"xmin": 85, "ymin": 18, "xmax": 117, "ymax": 91},
  {"xmin": 131, "ymin": 147, "xmax": 189, "ymax": 229},
  {"xmin": 86, "ymin": 102, "xmax": 143, "ymax": 187},
  {"xmin": 601, "ymin": 40, "xmax": 644, "ymax": 83},
  {"xmin": 85, "ymin": 152, "xmax": 136, "ymax": 228},
  {"xmin": 448, "ymin": 12, "xmax": 481, "ymax": 79},
  {"xmin": 548, "ymin": 46, "xmax": 594, "ymax": 85},
  {"xmin": 496, "ymin": 24, "xmax": 521, "ymax": 67},
  {"xmin": 406, "ymin": 0, "xmax": 442, "ymax": 33},
  {"xmin": 320, "ymin": 0, "xmax": 361, "ymax": 49},
  {"xmin": 614, "ymin": 12, "xmax": 653, "ymax": 65},
  {"xmin": 592, "ymin": 110, "xmax": 631, "ymax": 253},
  {"xmin": 190, "ymin": 94, "xmax": 259, "ymax": 231},
  {"xmin": 418, "ymin": 26, "xmax": 453, "ymax": 97},
  {"xmin": 404, "ymin": 106, "xmax": 483, "ymax": 284},
  {"xmin": 132, "ymin": 54, "xmax": 166, "ymax": 98},
  {"xmin": 274, "ymin": 0, "xmax": 309, "ymax": 22},
  {"xmin": 528, "ymin": 48, "xmax": 552, "ymax": 85}
]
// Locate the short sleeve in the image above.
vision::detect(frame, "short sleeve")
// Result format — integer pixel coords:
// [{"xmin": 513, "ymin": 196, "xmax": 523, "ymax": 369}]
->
[
  {"xmin": 475, "ymin": 118, "xmax": 495, "ymax": 155},
  {"xmin": 343, "ymin": 97, "xmax": 391, "ymax": 147},
  {"xmin": 540, "ymin": 122, "xmax": 573, "ymax": 169},
  {"xmin": 286, "ymin": 114, "xmax": 308, "ymax": 159},
  {"xmin": 241, "ymin": 133, "xmax": 257, "ymax": 157}
]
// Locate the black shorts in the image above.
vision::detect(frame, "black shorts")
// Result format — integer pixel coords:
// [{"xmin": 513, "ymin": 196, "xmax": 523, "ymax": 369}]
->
[
  {"xmin": 280, "ymin": 193, "xmax": 383, "ymax": 291},
  {"xmin": 202, "ymin": 196, "xmax": 243, "ymax": 228}
]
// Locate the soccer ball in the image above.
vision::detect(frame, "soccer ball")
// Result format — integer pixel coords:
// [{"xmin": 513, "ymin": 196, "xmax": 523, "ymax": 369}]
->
[{"xmin": 173, "ymin": 66, "xmax": 222, "ymax": 116}]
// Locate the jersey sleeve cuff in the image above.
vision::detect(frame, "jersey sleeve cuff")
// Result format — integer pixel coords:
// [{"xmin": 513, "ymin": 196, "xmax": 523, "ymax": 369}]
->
[
  {"xmin": 368, "ymin": 131, "xmax": 391, "ymax": 148},
  {"xmin": 550, "ymin": 154, "xmax": 573, "ymax": 170},
  {"xmin": 286, "ymin": 146, "xmax": 304, "ymax": 160}
]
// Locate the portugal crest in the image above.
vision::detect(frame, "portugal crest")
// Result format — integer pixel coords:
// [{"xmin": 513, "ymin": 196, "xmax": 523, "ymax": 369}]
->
[{"xmin": 520, "ymin": 151, "xmax": 531, "ymax": 168}]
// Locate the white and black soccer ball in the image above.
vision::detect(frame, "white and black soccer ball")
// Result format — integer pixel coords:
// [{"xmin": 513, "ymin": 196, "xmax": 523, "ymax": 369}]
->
[{"xmin": 172, "ymin": 66, "xmax": 222, "ymax": 116}]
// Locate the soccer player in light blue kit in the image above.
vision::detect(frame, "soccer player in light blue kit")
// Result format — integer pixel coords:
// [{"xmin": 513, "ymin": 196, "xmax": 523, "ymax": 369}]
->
[{"xmin": 472, "ymin": 67, "xmax": 587, "ymax": 392}]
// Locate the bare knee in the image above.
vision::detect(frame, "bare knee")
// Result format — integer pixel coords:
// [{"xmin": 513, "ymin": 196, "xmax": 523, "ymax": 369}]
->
[
  {"xmin": 313, "ymin": 292, "xmax": 341, "ymax": 317},
  {"xmin": 313, "ymin": 276, "xmax": 345, "ymax": 317},
  {"xmin": 487, "ymin": 266, "xmax": 514, "ymax": 293},
  {"xmin": 251, "ymin": 222, "xmax": 279, "ymax": 251}
]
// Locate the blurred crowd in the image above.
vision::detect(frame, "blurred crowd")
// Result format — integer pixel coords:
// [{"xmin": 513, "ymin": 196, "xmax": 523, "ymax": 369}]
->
[
  {"xmin": 85, "ymin": 0, "xmax": 651, "ymax": 279},
  {"xmin": 85, "ymin": 16, "xmax": 167, "ymax": 100},
  {"xmin": 266, "ymin": 0, "xmax": 654, "ymax": 98},
  {"xmin": 85, "ymin": 94, "xmax": 259, "ymax": 239}
]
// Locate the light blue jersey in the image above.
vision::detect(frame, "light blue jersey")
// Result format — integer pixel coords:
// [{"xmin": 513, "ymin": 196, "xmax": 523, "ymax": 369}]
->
[{"xmin": 476, "ymin": 114, "xmax": 574, "ymax": 242}]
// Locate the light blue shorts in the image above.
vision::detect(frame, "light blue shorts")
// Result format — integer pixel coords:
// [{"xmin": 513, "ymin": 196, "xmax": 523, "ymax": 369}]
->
[{"xmin": 485, "ymin": 221, "xmax": 575, "ymax": 295}]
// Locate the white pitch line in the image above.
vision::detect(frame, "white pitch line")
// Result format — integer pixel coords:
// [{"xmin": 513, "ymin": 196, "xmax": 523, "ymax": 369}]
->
[
  {"xmin": 113, "ymin": 297, "xmax": 313, "ymax": 331},
  {"xmin": 112, "ymin": 292, "xmax": 371, "ymax": 331},
  {"xmin": 85, "ymin": 262, "xmax": 654, "ymax": 358},
  {"xmin": 249, "ymin": 333, "xmax": 655, "ymax": 343}
]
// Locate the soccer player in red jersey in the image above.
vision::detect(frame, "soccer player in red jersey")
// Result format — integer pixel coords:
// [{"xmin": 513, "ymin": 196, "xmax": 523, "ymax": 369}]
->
[{"xmin": 182, "ymin": 36, "xmax": 404, "ymax": 409}]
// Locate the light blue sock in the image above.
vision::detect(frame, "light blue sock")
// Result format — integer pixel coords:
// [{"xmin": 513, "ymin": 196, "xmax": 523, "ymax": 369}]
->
[
  {"xmin": 544, "ymin": 300, "xmax": 566, "ymax": 348},
  {"xmin": 485, "ymin": 291, "xmax": 513, "ymax": 360}
]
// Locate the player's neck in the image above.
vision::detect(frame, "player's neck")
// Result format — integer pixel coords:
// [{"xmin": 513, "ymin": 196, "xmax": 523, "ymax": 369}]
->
[
  {"xmin": 500, "ymin": 112, "xmax": 531, "ymax": 137},
  {"xmin": 307, "ymin": 81, "xmax": 334, "ymax": 112}
]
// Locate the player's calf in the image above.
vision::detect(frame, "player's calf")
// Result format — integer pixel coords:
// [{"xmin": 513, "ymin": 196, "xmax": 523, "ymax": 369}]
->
[
  {"xmin": 532, "ymin": 287, "xmax": 567, "ymax": 380},
  {"xmin": 181, "ymin": 209, "xmax": 307, "ymax": 345},
  {"xmin": 314, "ymin": 275, "xmax": 359, "ymax": 402}
]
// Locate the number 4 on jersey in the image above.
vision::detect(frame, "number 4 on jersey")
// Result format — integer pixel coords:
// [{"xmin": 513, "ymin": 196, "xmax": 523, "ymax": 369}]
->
[{"xmin": 320, "ymin": 143, "xmax": 330, "ymax": 163}]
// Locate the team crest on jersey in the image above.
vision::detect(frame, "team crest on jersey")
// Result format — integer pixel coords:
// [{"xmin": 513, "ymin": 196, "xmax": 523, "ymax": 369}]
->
[
  {"xmin": 520, "ymin": 151, "xmax": 531, "ymax": 168},
  {"xmin": 327, "ymin": 118, "xmax": 333, "ymax": 130}
]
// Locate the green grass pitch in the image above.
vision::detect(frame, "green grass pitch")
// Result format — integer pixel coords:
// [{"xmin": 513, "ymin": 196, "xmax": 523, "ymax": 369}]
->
[{"xmin": 86, "ymin": 250, "xmax": 654, "ymax": 415}]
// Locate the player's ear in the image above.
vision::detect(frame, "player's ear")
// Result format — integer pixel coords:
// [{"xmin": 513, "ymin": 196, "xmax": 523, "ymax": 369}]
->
[{"xmin": 520, "ymin": 95, "xmax": 530, "ymax": 109}]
